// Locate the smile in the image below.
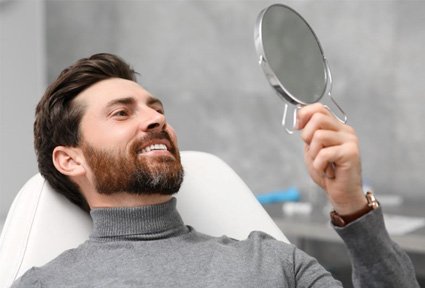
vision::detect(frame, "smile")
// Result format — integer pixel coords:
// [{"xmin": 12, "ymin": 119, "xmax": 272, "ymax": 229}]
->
[{"xmin": 139, "ymin": 143, "xmax": 168, "ymax": 154}]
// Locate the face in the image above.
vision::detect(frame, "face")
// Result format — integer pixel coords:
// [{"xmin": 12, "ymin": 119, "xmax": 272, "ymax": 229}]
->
[{"xmin": 75, "ymin": 78, "xmax": 183, "ymax": 195}]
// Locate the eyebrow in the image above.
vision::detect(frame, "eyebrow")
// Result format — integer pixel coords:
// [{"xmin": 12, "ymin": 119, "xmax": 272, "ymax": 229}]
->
[
  {"xmin": 105, "ymin": 97, "xmax": 136, "ymax": 109},
  {"xmin": 146, "ymin": 96, "xmax": 164, "ymax": 108},
  {"xmin": 105, "ymin": 96, "xmax": 163, "ymax": 109}
]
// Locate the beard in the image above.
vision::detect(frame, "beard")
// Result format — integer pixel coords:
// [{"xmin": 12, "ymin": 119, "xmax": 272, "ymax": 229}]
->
[{"xmin": 81, "ymin": 131, "xmax": 184, "ymax": 196}]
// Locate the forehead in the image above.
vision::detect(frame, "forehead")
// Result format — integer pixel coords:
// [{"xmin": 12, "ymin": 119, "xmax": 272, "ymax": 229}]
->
[{"xmin": 74, "ymin": 78, "xmax": 156, "ymax": 108}]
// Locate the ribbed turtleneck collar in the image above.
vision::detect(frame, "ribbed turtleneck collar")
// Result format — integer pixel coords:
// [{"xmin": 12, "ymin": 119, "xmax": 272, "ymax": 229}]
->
[{"xmin": 89, "ymin": 198, "xmax": 189, "ymax": 241}]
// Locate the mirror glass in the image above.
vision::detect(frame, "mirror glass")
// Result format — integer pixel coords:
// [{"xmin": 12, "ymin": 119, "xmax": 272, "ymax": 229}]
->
[
  {"xmin": 255, "ymin": 3, "xmax": 333, "ymax": 106},
  {"xmin": 260, "ymin": 5, "xmax": 326, "ymax": 104},
  {"xmin": 255, "ymin": 4, "xmax": 347, "ymax": 132}
]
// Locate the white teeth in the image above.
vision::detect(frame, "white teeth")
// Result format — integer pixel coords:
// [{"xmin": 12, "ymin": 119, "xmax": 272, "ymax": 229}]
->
[{"xmin": 140, "ymin": 144, "xmax": 167, "ymax": 154}]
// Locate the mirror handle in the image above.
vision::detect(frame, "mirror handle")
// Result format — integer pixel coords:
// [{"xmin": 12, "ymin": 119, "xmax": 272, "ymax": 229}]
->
[
  {"xmin": 323, "ymin": 60, "xmax": 348, "ymax": 124},
  {"xmin": 281, "ymin": 94, "xmax": 347, "ymax": 135},
  {"xmin": 282, "ymin": 103, "xmax": 301, "ymax": 134},
  {"xmin": 325, "ymin": 93, "xmax": 348, "ymax": 124}
]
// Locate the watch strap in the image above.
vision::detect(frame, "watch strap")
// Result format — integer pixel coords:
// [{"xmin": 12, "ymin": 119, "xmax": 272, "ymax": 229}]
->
[{"xmin": 330, "ymin": 191, "xmax": 379, "ymax": 227}]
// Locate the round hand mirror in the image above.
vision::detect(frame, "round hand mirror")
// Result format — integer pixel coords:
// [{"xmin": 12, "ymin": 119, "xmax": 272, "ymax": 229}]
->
[{"xmin": 254, "ymin": 4, "xmax": 347, "ymax": 133}]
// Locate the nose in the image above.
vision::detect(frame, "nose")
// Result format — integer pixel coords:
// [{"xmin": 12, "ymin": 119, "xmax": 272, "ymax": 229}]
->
[{"xmin": 140, "ymin": 107, "xmax": 166, "ymax": 132}]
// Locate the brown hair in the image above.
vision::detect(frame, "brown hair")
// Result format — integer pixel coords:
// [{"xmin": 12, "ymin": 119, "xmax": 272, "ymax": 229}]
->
[{"xmin": 34, "ymin": 53, "xmax": 138, "ymax": 212}]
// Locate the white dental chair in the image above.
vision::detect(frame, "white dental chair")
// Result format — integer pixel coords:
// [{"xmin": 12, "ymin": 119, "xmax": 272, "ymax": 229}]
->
[{"xmin": 0, "ymin": 151, "xmax": 288, "ymax": 288}]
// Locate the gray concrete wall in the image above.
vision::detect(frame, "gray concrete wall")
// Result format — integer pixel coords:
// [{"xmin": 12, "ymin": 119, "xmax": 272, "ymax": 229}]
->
[
  {"xmin": 0, "ymin": 0, "xmax": 45, "ymax": 219},
  {"xmin": 2, "ymin": 0, "xmax": 425, "ymax": 219}
]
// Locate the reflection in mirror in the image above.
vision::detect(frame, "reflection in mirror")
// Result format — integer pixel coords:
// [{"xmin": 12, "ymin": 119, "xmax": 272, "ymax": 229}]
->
[{"xmin": 254, "ymin": 4, "xmax": 347, "ymax": 133}]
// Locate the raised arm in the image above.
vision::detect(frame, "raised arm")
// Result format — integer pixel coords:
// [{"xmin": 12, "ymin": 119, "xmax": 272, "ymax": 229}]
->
[{"xmin": 296, "ymin": 103, "xmax": 419, "ymax": 287}]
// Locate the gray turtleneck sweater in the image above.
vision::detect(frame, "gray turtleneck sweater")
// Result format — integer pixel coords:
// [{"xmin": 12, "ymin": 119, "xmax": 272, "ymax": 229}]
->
[{"xmin": 12, "ymin": 198, "xmax": 419, "ymax": 287}]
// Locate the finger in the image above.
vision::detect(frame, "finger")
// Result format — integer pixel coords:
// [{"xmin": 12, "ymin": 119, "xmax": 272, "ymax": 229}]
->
[
  {"xmin": 313, "ymin": 142, "xmax": 360, "ymax": 173},
  {"xmin": 307, "ymin": 129, "xmax": 343, "ymax": 160},
  {"xmin": 324, "ymin": 163, "xmax": 336, "ymax": 179},
  {"xmin": 296, "ymin": 103, "xmax": 333, "ymax": 130},
  {"xmin": 305, "ymin": 142, "xmax": 336, "ymax": 178},
  {"xmin": 312, "ymin": 146, "xmax": 339, "ymax": 175},
  {"xmin": 301, "ymin": 112, "xmax": 340, "ymax": 145},
  {"xmin": 307, "ymin": 128, "xmax": 357, "ymax": 159}
]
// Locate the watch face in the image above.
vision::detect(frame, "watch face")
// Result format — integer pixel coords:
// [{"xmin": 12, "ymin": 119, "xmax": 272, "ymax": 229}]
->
[{"xmin": 366, "ymin": 191, "xmax": 379, "ymax": 209}]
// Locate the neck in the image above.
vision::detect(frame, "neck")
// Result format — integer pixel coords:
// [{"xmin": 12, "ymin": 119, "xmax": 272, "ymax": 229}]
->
[
  {"xmin": 88, "ymin": 193, "xmax": 172, "ymax": 209},
  {"xmin": 89, "ymin": 197, "xmax": 188, "ymax": 241}
]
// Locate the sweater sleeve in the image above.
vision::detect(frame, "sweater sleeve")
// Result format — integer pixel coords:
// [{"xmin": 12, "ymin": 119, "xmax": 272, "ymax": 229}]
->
[
  {"xmin": 292, "ymin": 247, "xmax": 343, "ymax": 287},
  {"xmin": 334, "ymin": 207, "xmax": 420, "ymax": 288},
  {"xmin": 10, "ymin": 268, "xmax": 43, "ymax": 288}
]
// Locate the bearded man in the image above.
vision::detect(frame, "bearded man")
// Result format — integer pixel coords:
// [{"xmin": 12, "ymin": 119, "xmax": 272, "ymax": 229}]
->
[{"xmin": 12, "ymin": 53, "xmax": 419, "ymax": 287}]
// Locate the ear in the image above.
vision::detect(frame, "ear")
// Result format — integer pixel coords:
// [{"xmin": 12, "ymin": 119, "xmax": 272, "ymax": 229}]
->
[{"xmin": 52, "ymin": 146, "xmax": 86, "ymax": 177}]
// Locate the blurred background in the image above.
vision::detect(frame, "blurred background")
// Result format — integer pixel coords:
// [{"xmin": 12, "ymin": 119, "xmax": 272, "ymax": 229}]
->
[{"xmin": 1, "ymin": 0, "xmax": 425, "ymax": 285}]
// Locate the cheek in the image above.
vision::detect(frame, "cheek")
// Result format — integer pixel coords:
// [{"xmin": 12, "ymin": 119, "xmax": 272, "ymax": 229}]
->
[
  {"xmin": 82, "ymin": 118, "xmax": 135, "ymax": 149},
  {"xmin": 167, "ymin": 126, "xmax": 179, "ymax": 147}
]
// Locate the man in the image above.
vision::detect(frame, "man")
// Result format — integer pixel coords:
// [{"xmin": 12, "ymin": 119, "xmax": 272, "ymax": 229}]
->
[{"xmin": 12, "ymin": 53, "xmax": 418, "ymax": 287}]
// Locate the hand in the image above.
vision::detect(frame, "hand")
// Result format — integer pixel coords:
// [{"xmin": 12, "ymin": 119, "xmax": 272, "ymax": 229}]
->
[{"xmin": 296, "ymin": 104, "xmax": 367, "ymax": 215}]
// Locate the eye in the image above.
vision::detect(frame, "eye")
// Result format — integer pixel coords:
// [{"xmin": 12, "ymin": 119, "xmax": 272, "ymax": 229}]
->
[
  {"xmin": 151, "ymin": 105, "xmax": 164, "ymax": 115},
  {"xmin": 112, "ymin": 109, "xmax": 129, "ymax": 118}
]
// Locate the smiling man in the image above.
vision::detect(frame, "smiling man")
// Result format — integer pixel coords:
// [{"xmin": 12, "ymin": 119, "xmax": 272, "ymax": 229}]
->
[
  {"xmin": 56, "ymin": 77, "xmax": 184, "ymax": 208},
  {"xmin": 12, "ymin": 53, "xmax": 419, "ymax": 287}
]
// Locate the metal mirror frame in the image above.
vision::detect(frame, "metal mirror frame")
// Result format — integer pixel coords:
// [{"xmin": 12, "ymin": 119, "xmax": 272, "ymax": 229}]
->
[{"xmin": 254, "ymin": 4, "xmax": 347, "ymax": 133}]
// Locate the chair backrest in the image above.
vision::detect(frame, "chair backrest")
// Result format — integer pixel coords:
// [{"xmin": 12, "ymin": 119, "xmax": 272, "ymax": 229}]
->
[{"xmin": 0, "ymin": 151, "xmax": 288, "ymax": 287}]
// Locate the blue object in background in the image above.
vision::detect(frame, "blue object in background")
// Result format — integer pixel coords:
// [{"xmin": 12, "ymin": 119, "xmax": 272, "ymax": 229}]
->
[{"xmin": 256, "ymin": 187, "xmax": 300, "ymax": 204}]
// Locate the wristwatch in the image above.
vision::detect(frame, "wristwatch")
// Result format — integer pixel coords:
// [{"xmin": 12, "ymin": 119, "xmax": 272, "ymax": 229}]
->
[{"xmin": 330, "ymin": 191, "xmax": 379, "ymax": 227}]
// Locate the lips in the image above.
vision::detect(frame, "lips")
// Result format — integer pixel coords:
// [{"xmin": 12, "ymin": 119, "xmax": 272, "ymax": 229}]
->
[{"xmin": 131, "ymin": 131, "xmax": 177, "ymax": 159}]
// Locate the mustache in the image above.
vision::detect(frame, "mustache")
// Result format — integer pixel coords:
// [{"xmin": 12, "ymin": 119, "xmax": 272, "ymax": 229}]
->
[{"xmin": 130, "ymin": 130, "xmax": 177, "ymax": 156}]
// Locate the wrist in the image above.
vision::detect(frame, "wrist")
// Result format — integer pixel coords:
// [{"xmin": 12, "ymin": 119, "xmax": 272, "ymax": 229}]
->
[
  {"xmin": 332, "ymin": 195, "xmax": 368, "ymax": 216},
  {"xmin": 330, "ymin": 191, "xmax": 379, "ymax": 227},
  {"xmin": 328, "ymin": 186, "xmax": 368, "ymax": 215}
]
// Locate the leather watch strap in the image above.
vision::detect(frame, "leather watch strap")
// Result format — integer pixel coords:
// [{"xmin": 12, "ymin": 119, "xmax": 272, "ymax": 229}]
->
[{"xmin": 330, "ymin": 191, "xmax": 379, "ymax": 227}]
